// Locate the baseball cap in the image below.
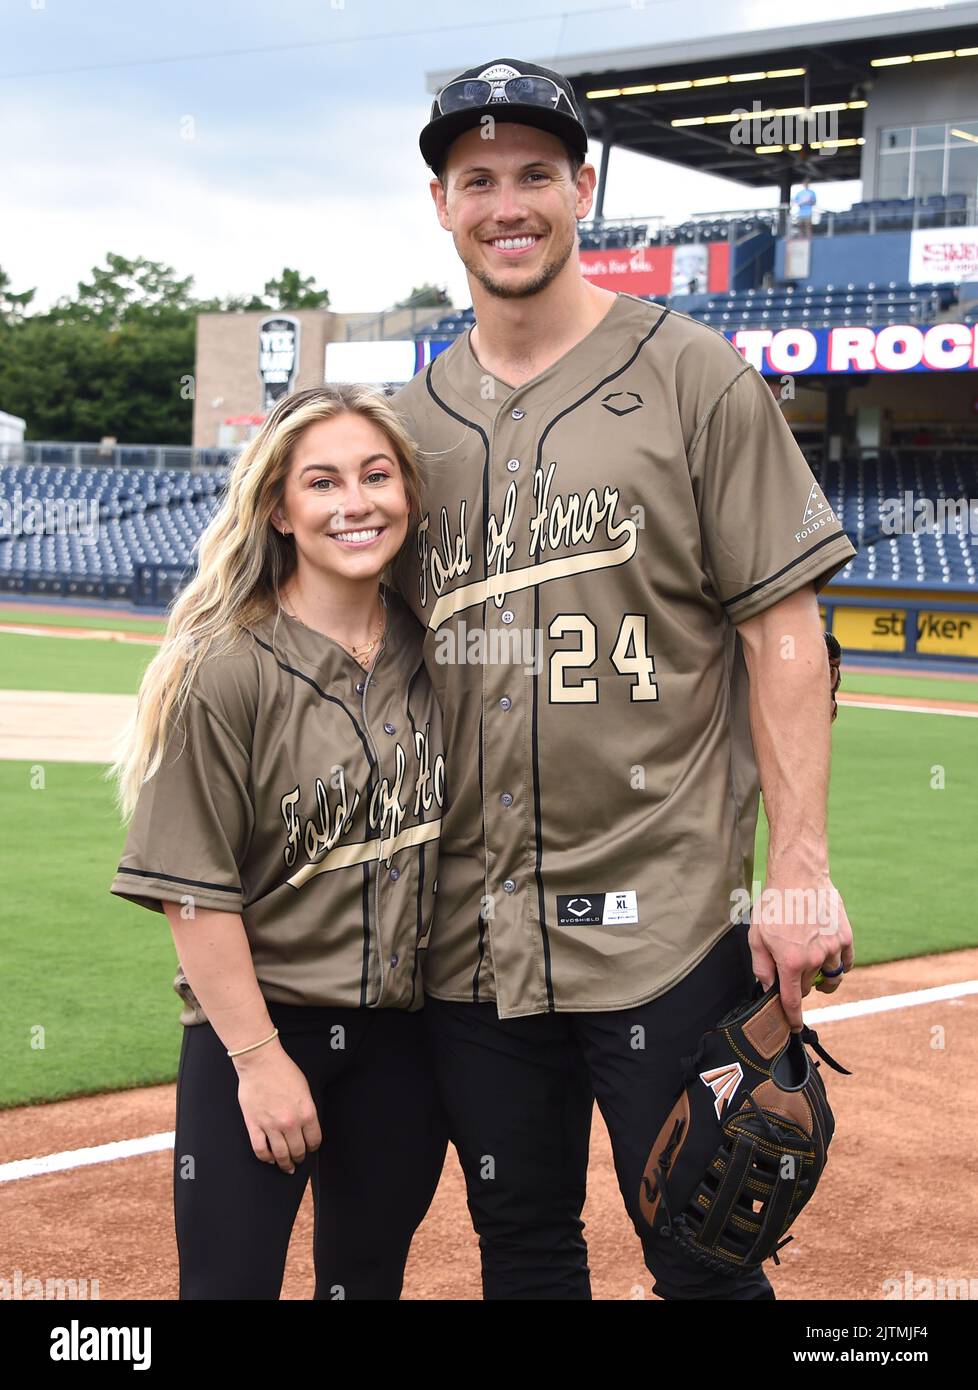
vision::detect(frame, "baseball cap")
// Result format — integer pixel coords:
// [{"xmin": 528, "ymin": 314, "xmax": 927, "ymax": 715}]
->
[{"xmin": 419, "ymin": 58, "xmax": 589, "ymax": 176}]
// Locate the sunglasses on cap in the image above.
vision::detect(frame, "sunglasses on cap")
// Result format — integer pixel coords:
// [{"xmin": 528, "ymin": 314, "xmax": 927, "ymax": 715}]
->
[{"xmin": 435, "ymin": 74, "xmax": 577, "ymax": 118}]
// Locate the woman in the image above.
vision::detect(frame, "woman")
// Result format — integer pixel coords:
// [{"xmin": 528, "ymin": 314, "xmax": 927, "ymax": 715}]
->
[{"xmin": 109, "ymin": 384, "xmax": 448, "ymax": 1300}]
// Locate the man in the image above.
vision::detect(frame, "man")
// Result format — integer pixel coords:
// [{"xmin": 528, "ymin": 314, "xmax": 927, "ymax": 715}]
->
[
  {"xmin": 390, "ymin": 57, "xmax": 856, "ymax": 1300},
  {"xmin": 793, "ymin": 176, "xmax": 817, "ymax": 236}
]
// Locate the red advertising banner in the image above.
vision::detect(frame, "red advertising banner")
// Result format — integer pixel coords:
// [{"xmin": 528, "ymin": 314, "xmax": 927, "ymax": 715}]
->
[
  {"xmin": 579, "ymin": 245, "xmax": 672, "ymax": 295},
  {"xmin": 580, "ymin": 242, "xmax": 730, "ymax": 296},
  {"xmin": 707, "ymin": 241, "xmax": 730, "ymax": 293}
]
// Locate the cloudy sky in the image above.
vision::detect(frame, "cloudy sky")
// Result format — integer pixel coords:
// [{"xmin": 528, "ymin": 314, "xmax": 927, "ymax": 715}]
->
[{"xmin": 0, "ymin": 0, "xmax": 938, "ymax": 313}]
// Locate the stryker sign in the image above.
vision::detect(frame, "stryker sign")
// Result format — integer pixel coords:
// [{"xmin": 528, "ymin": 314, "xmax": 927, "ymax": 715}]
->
[{"xmin": 727, "ymin": 323, "xmax": 978, "ymax": 375}]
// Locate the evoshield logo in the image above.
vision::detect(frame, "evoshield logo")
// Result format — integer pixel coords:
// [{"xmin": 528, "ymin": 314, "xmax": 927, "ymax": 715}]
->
[{"xmin": 601, "ymin": 391, "xmax": 644, "ymax": 416}]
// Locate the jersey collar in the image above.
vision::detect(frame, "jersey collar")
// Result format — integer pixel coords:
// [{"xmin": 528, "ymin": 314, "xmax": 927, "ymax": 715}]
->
[
  {"xmin": 442, "ymin": 289, "xmax": 631, "ymax": 405},
  {"xmin": 244, "ymin": 583, "xmax": 417, "ymax": 687}
]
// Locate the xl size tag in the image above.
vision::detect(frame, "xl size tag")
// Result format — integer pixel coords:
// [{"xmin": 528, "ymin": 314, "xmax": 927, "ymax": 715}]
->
[{"xmin": 556, "ymin": 891, "xmax": 639, "ymax": 926}]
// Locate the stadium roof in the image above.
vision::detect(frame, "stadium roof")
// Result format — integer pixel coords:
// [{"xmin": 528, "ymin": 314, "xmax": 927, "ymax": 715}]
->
[{"xmin": 426, "ymin": 5, "xmax": 978, "ymax": 189}]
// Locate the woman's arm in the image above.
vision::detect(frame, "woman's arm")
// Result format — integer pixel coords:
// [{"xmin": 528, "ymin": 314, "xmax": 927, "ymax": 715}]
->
[{"xmin": 163, "ymin": 902, "xmax": 322, "ymax": 1174}]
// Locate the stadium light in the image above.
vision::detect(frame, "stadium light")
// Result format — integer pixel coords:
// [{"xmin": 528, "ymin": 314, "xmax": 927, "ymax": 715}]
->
[
  {"xmin": 585, "ymin": 66, "xmax": 806, "ymax": 99},
  {"xmin": 871, "ymin": 48, "xmax": 978, "ymax": 67},
  {"xmin": 951, "ymin": 128, "xmax": 978, "ymax": 145},
  {"xmin": 670, "ymin": 99, "xmax": 868, "ymax": 128},
  {"xmin": 809, "ymin": 137, "xmax": 865, "ymax": 149}
]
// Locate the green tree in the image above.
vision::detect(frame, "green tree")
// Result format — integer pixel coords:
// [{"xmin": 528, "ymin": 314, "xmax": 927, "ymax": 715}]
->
[
  {"xmin": 397, "ymin": 284, "xmax": 450, "ymax": 308},
  {"xmin": 0, "ymin": 256, "xmax": 336, "ymax": 443},
  {"xmin": 261, "ymin": 267, "xmax": 330, "ymax": 310},
  {"xmin": 49, "ymin": 252, "xmax": 196, "ymax": 329},
  {"xmin": 0, "ymin": 267, "xmax": 36, "ymax": 325}
]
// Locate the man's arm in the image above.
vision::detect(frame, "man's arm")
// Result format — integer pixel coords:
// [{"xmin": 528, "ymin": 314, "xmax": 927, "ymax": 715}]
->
[{"xmin": 735, "ymin": 582, "xmax": 855, "ymax": 1029}]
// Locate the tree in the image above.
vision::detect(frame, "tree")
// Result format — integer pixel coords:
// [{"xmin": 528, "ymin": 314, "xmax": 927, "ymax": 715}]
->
[
  {"xmin": 0, "ymin": 266, "xmax": 36, "ymax": 325},
  {"xmin": 261, "ymin": 268, "xmax": 330, "ymax": 310},
  {"xmin": 0, "ymin": 255, "xmax": 336, "ymax": 443},
  {"xmin": 397, "ymin": 284, "xmax": 450, "ymax": 308},
  {"xmin": 48, "ymin": 253, "xmax": 196, "ymax": 330}
]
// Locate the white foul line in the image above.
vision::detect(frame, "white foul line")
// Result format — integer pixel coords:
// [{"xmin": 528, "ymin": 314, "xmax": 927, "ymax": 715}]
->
[
  {"xmin": 802, "ymin": 978, "xmax": 978, "ymax": 1024},
  {"xmin": 0, "ymin": 1131, "xmax": 174, "ymax": 1185},
  {"xmin": 2, "ymin": 979, "xmax": 977, "ymax": 1185},
  {"xmin": 837, "ymin": 698, "xmax": 978, "ymax": 718}
]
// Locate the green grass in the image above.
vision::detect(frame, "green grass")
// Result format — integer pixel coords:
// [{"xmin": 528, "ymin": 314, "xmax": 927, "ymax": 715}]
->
[
  {"xmin": 0, "ymin": 632, "xmax": 155, "ymax": 693},
  {"xmin": 0, "ymin": 606, "xmax": 166, "ymax": 635},
  {"xmin": 841, "ymin": 672, "xmax": 978, "ymax": 704},
  {"xmin": 753, "ymin": 703, "xmax": 978, "ymax": 965},
  {"xmin": 0, "ymin": 761, "xmax": 182, "ymax": 1109},
  {"xmin": 1, "ymin": 669, "xmax": 977, "ymax": 1108}
]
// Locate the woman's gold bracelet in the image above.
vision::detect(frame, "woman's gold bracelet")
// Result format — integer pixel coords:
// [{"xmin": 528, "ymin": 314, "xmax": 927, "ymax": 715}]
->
[{"xmin": 227, "ymin": 1027, "xmax": 279, "ymax": 1058}]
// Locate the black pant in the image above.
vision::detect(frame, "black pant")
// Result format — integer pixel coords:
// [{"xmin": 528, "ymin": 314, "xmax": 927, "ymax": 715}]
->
[
  {"xmin": 173, "ymin": 1002, "xmax": 448, "ymax": 1299},
  {"xmin": 423, "ymin": 921, "xmax": 775, "ymax": 1300}
]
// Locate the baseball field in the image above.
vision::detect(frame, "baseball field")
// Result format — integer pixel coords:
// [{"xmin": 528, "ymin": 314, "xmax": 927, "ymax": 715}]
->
[{"xmin": 1, "ymin": 601, "xmax": 976, "ymax": 1299}]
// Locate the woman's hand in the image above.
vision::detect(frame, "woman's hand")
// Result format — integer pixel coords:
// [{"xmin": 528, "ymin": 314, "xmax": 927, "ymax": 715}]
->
[{"xmin": 232, "ymin": 1040, "xmax": 323, "ymax": 1174}]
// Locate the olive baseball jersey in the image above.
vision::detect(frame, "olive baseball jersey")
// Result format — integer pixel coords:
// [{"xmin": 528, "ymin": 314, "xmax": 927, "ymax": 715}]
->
[
  {"xmin": 390, "ymin": 293, "xmax": 856, "ymax": 1020},
  {"xmin": 110, "ymin": 588, "xmax": 445, "ymax": 1025}
]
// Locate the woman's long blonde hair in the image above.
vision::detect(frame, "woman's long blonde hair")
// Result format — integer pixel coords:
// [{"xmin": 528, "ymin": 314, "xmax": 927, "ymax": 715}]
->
[{"xmin": 109, "ymin": 384, "xmax": 422, "ymax": 821}]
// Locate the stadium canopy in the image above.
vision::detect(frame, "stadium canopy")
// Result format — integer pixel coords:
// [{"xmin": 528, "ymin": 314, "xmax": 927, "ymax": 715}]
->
[{"xmin": 426, "ymin": 5, "xmax": 978, "ymax": 212}]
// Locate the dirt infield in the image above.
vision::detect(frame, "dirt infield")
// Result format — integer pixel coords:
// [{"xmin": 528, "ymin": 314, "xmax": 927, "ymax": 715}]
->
[
  {"xmin": 1, "ymin": 949, "xmax": 976, "ymax": 1301},
  {"xmin": 0, "ymin": 601, "xmax": 165, "ymax": 623},
  {"xmin": 0, "ymin": 622, "xmax": 160, "ymax": 644},
  {"xmin": 0, "ymin": 690, "xmax": 135, "ymax": 762}
]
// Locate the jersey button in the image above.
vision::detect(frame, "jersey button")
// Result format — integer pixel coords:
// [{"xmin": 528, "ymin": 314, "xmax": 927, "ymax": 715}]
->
[
  {"xmin": 383, "ymin": 722, "xmax": 396, "ymax": 734},
  {"xmin": 511, "ymin": 408, "xmax": 525, "ymax": 419},
  {"xmin": 355, "ymin": 681, "xmax": 365, "ymax": 694},
  {"xmin": 390, "ymin": 953, "xmax": 399, "ymax": 967},
  {"xmin": 500, "ymin": 792, "xmax": 513, "ymax": 807},
  {"xmin": 499, "ymin": 695, "xmax": 512, "ymax": 710},
  {"xmin": 390, "ymin": 867, "xmax": 401, "ymax": 881},
  {"xmin": 506, "ymin": 458, "xmax": 520, "ymax": 472},
  {"xmin": 503, "ymin": 879, "xmax": 516, "ymax": 893},
  {"xmin": 501, "ymin": 610, "xmax": 515, "ymax": 624}
]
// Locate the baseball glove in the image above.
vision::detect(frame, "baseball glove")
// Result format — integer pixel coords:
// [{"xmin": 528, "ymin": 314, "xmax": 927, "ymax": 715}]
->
[
  {"xmin": 825, "ymin": 630, "xmax": 842, "ymax": 722},
  {"xmin": 638, "ymin": 980, "xmax": 851, "ymax": 1273}
]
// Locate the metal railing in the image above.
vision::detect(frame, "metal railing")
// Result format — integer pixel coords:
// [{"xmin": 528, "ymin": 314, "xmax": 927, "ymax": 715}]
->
[
  {"xmin": 809, "ymin": 196, "xmax": 977, "ymax": 237},
  {"xmin": 0, "ymin": 442, "xmax": 235, "ymax": 471},
  {"xmin": 579, "ymin": 208, "xmax": 778, "ymax": 248},
  {"xmin": 344, "ymin": 305, "xmax": 452, "ymax": 342}
]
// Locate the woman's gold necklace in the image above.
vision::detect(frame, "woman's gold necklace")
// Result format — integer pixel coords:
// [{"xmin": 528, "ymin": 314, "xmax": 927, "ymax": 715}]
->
[{"xmin": 281, "ymin": 599, "xmax": 387, "ymax": 668}]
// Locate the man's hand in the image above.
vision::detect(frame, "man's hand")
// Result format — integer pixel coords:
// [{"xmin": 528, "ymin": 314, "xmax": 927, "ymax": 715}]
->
[
  {"xmin": 748, "ymin": 864, "xmax": 855, "ymax": 1030},
  {"xmin": 736, "ymin": 585, "xmax": 855, "ymax": 1031}
]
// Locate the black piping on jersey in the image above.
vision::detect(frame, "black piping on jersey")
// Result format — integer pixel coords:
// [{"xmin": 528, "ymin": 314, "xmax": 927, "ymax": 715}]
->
[
  {"xmin": 249, "ymin": 632, "xmax": 376, "ymax": 770},
  {"xmin": 114, "ymin": 865, "xmax": 240, "ymax": 894},
  {"xmin": 530, "ymin": 304, "xmax": 672, "ymax": 1010},
  {"xmin": 405, "ymin": 655, "xmax": 428, "ymax": 1009},
  {"xmin": 472, "ymin": 910, "xmax": 487, "ymax": 1003},
  {"xmin": 359, "ymin": 862, "xmax": 371, "ymax": 1007},
  {"xmin": 722, "ymin": 531, "xmax": 847, "ymax": 609},
  {"xmin": 423, "ymin": 362, "xmax": 492, "ymax": 1005}
]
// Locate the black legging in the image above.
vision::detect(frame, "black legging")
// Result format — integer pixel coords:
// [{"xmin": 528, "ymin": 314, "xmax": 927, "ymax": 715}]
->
[{"xmin": 173, "ymin": 1001, "xmax": 449, "ymax": 1299}]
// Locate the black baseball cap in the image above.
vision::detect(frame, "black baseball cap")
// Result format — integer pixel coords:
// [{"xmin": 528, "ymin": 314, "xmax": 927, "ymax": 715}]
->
[{"xmin": 419, "ymin": 58, "xmax": 589, "ymax": 176}]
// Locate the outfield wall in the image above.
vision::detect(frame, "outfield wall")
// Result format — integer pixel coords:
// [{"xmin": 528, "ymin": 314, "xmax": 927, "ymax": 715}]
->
[{"xmin": 824, "ymin": 587, "xmax": 978, "ymax": 662}]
